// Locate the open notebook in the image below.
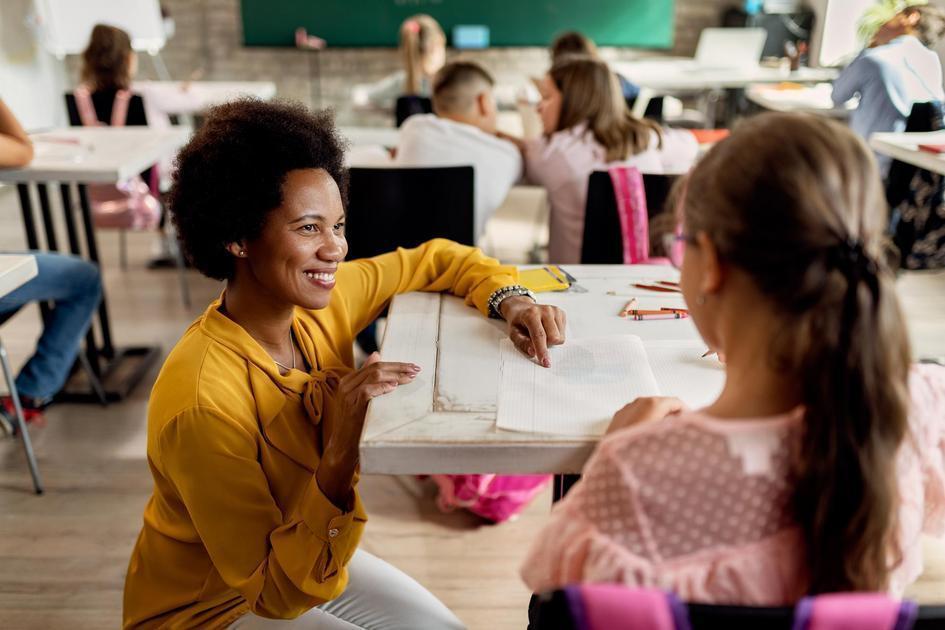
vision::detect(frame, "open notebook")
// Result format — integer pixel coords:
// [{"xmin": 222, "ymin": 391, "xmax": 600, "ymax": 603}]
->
[{"xmin": 495, "ymin": 335, "xmax": 725, "ymax": 436}]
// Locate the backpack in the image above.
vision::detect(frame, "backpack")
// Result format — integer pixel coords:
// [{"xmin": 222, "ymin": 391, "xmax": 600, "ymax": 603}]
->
[
  {"xmin": 73, "ymin": 85, "xmax": 161, "ymax": 230},
  {"xmin": 429, "ymin": 474, "xmax": 550, "ymax": 523}
]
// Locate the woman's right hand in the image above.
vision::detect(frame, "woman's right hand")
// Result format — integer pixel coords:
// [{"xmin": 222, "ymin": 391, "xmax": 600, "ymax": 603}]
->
[{"xmin": 317, "ymin": 353, "xmax": 419, "ymax": 506}]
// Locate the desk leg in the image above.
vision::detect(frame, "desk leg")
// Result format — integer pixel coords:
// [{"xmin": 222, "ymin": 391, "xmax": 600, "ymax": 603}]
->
[
  {"xmin": 16, "ymin": 184, "xmax": 40, "ymax": 250},
  {"xmin": 76, "ymin": 183, "xmax": 114, "ymax": 358},
  {"xmin": 37, "ymin": 184, "xmax": 58, "ymax": 252},
  {"xmin": 58, "ymin": 184, "xmax": 83, "ymax": 256}
]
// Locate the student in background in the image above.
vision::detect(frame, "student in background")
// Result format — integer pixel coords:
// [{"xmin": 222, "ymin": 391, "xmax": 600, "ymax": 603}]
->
[
  {"xmin": 510, "ymin": 56, "xmax": 697, "ymax": 264},
  {"xmin": 550, "ymin": 31, "xmax": 640, "ymax": 101},
  {"xmin": 396, "ymin": 61, "xmax": 522, "ymax": 242},
  {"xmin": 521, "ymin": 113, "xmax": 945, "ymax": 604},
  {"xmin": 832, "ymin": 4, "xmax": 945, "ymax": 175},
  {"xmin": 357, "ymin": 15, "xmax": 447, "ymax": 111},
  {"xmin": 0, "ymin": 98, "xmax": 101, "ymax": 436}
]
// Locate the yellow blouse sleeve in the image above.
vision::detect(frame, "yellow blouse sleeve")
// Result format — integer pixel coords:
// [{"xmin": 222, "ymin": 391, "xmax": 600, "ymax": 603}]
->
[
  {"xmin": 158, "ymin": 406, "xmax": 365, "ymax": 619},
  {"xmin": 335, "ymin": 238, "xmax": 518, "ymax": 336}
]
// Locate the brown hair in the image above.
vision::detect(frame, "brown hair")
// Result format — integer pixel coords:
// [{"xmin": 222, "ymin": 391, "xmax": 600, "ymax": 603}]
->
[
  {"xmin": 909, "ymin": 5, "xmax": 945, "ymax": 47},
  {"xmin": 399, "ymin": 14, "xmax": 445, "ymax": 95},
  {"xmin": 549, "ymin": 56, "xmax": 661, "ymax": 161},
  {"xmin": 432, "ymin": 60, "xmax": 494, "ymax": 114},
  {"xmin": 550, "ymin": 31, "xmax": 598, "ymax": 62},
  {"xmin": 681, "ymin": 113, "xmax": 911, "ymax": 593},
  {"xmin": 81, "ymin": 24, "xmax": 134, "ymax": 92}
]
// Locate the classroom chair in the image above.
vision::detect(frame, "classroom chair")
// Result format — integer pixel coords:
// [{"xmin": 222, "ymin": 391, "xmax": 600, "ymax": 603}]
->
[
  {"xmin": 394, "ymin": 95, "xmax": 433, "ymax": 127},
  {"xmin": 345, "ymin": 166, "xmax": 474, "ymax": 352},
  {"xmin": 580, "ymin": 171, "xmax": 679, "ymax": 264},
  {"xmin": 529, "ymin": 586, "xmax": 945, "ymax": 630},
  {"xmin": 64, "ymin": 92, "xmax": 191, "ymax": 306},
  {"xmin": 0, "ymin": 310, "xmax": 44, "ymax": 494}
]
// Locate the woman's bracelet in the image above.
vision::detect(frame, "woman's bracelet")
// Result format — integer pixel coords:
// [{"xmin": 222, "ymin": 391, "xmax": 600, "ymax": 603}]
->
[{"xmin": 487, "ymin": 285, "xmax": 536, "ymax": 319}]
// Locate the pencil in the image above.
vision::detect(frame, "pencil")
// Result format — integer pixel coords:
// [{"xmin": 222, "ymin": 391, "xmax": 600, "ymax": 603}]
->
[
  {"xmin": 701, "ymin": 349, "xmax": 717, "ymax": 358},
  {"xmin": 660, "ymin": 307, "xmax": 689, "ymax": 314},
  {"xmin": 618, "ymin": 298, "xmax": 638, "ymax": 317},
  {"xmin": 632, "ymin": 283, "xmax": 681, "ymax": 293},
  {"xmin": 628, "ymin": 312, "xmax": 689, "ymax": 320}
]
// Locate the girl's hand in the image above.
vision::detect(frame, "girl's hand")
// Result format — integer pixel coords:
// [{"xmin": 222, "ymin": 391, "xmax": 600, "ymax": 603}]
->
[
  {"xmin": 606, "ymin": 396, "xmax": 686, "ymax": 435},
  {"xmin": 499, "ymin": 297, "xmax": 566, "ymax": 367}
]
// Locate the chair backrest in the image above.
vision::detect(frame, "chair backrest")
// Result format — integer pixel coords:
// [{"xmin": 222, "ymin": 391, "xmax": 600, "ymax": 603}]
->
[
  {"xmin": 395, "ymin": 95, "xmax": 433, "ymax": 127},
  {"xmin": 581, "ymin": 171, "xmax": 679, "ymax": 264},
  {"xmin": 530, "ymin": 588, "xmax": 945, "ymax": 630},
  {"xmin": 627, "ymin": 89, "xmax": 664, "ymax": 122},
  {"xmin": 64, "ymin": 91, "xmax": 148, "ymax": 128},
  {"xmin": 345, "ymin": 166, "xmax": 475, "ymax": 261},
  {"xmin": 886, "ymin": 100, "xmax": 945, "ymax": 209}
]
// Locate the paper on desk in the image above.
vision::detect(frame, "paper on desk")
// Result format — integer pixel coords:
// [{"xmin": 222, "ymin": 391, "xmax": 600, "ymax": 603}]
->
[
  {"xmin": 496, "ymin": 336, "xmax": 659, "ymax": 436},
  {"xmin": 643, "ymin": 340, "xmax": 726, "ymax": 410}
]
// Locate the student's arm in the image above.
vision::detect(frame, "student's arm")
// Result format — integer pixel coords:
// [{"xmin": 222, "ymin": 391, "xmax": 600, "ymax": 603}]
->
[
  {"xmin": 832, "ymin": 53, "xmax": 872, "ymax": 105},
  {"xmin": 159, "ymin": 407, "xmax": 366, "ymax": 619},
  {"xmin": 0, "ymin": 99, "xmax": 33, "ymax": 168},
  {"xmin": 353, "ymin": 72, "xmax": 406, "ymax": 110}
]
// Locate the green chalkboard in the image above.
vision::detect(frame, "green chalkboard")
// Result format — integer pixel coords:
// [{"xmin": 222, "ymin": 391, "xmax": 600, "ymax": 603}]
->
[{"xmin": 240, "ymin": 1, "xmax": 675, "ymax": 48}]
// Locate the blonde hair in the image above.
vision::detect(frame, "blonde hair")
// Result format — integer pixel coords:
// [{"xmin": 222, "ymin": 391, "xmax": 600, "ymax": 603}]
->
[
  {"xmin": 399, "ymin": 14, "xmax": 446, "ymax": 95},
  {"xmin": 549, "ymin": 56, "xmax": 661, "ymax": 162},
  {"xmin": 681, "ymin": 113, "xmax": 911, "ymax": 592},
  {"xmin": 81, "ymin": 24, "xmax": 133, "ymax": 92}
]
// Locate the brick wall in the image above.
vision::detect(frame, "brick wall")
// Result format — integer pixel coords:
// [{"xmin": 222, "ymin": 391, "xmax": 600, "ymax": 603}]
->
[{"xmin": 69, "ymin": 0, "xmax": 736, "ymax": 126}]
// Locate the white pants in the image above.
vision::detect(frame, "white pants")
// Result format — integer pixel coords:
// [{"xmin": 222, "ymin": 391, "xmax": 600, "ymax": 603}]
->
[{"xmin": 230, "ymin": 549, "xmax": 465, "ymax": 630}]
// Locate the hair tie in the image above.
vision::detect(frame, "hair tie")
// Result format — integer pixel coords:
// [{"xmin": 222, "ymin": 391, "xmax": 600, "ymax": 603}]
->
[
  {"xmin": 828, "ymin": 238, "xmax": 879, "ymax": 279},
  {"xmin": 404, "ymin": 20, "xmax": 420, "ymax": 34}
]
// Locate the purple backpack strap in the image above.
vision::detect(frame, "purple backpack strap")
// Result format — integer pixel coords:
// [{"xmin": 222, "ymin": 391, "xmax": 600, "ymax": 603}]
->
[
  {"xmin": 607, "ymin": 166, "xmax": 649, "ymax": 264},
  {"xmin": 792, "ymin": 594, "xmax": 918, "ymax": 630},
  {"xmin": 568, "ymin": 584, "xmax": 691, "ymax": 630}
]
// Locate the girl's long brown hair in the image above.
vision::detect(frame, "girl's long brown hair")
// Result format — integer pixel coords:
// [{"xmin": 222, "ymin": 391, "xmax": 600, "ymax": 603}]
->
[
  {"xmin": 399, "ymin": 14, "xmax": 444, "ymax": 95},
  {"xmin": 682, "ymin": 113, "xmax": 911, "ymax": 593},
  {"xmin": 548, "ymin": 56, "xmax": 661, "ymax": 162},
  {"xmin": 81, "ymin": 24, "xmax": 134, "ymax": 92}
]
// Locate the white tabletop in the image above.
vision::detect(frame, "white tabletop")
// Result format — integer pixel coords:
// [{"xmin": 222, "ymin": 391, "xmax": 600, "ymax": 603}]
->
[
  {"xmin": 746, "ymin": 82, "xmax": 854, "ymax": 118},
  {"xmin": 361, "ymin": 265, "xmax": 945, "ymax": 475},
  {"xmin": 614, "ymin": 60, "xmax": 838, "ymax": 92},
  {"xmin": 339, "ymin": 126, "xmax": 400, "ymax": 148},
  {"xmin": 134, "ymin": 80, "xmax": 277, "ymax": 114},
  {"xmin": 870, "ymin": 131, "xmax": 945, "ymax": 175},
  {"xmin": 0, "ymin": 127, "xmax": 191, "ymax": 184},
  {"xmin": 0, "ymin": 255, "xmax": 38, "ymax": 299}
]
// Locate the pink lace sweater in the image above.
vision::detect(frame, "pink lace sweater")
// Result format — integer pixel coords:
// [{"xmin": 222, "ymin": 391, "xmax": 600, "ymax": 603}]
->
[{"xmin": 521, "ymin": 365, "xmax": 945, "ymax": 605}]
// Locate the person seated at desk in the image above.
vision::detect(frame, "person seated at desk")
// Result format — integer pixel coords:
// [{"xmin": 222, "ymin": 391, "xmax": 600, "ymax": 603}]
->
[
  {"xmin": 395, "ymin": 60, "xmax": 522, "ymax": 242},
  {"xmin": 122, "ymin": 98, "xmax": 566, "ymax": 630},
  {"xmin": 521, "ymin": 113, "xmax": 945, "ymax": 605},
  {"xmin": 550, "ymin": 31, "xmax": 640, "ymax": 102},
  {"xmin": 354, "ymin": 14, "xmax": 446, "ymax": 111},
  {"xmin": 832, "ymin": 3, "xmax": 945, "ymax": 175},
  {"xmin": 505, "ymin": 56, "xmax": 697, "ymax": 264},
  {"xmin": 0, "ymin": 98, "xmax": 102, "ymax": 436}
]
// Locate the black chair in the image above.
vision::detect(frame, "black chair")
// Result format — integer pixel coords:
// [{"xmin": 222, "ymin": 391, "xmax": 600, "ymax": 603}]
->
[
  {"xmin": 345, "ymin": 166, "xmax": 475, "ymax": 353},
  {"xmin": 394, "ymin": 95, "xmax": 433, "ymax": 127},
  {"xmin": 625, "ymin": 95, "xmax": 664, "ymax": 123},
  {"xmin": 580, "ymin": 172, "xmax": 679, "ymax": 264},
  {"xmin": 886, "ymin": 101, "xmax": 944, "ymax": 209},
  {"xmin": 530, "ymin": 588, "xmax": 945, "ymax": 630}
]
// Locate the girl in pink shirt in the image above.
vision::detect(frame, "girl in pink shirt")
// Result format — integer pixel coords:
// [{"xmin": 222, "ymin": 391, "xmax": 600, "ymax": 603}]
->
[
  {"xmin": 521, "ymin": 112, "xmax": 945, "ymax": 605},
  {"xmin": 522, "ymin": 56, "xmax": 697, "ymax": 264}
]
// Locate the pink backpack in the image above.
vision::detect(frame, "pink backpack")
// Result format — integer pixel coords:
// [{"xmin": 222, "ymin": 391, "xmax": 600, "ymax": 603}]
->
[
  {"xmin": 429, "ymin": 474, "xmax": 550, "ymax": 523},
  {"xmin": 73, "ymin": 85, "xmax": 161, "ymax": 230}
]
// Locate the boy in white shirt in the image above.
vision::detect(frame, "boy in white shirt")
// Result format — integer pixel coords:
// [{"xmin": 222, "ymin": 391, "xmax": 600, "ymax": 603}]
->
[{"xmin": 395, "ymin": 61, "xmax": 523, "ymax": 241}]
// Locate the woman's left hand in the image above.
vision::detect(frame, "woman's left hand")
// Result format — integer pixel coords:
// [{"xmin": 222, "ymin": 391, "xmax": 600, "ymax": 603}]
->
[{"xmin": 499, "ymin": 296, "xmax": 566, "ymax": 367}]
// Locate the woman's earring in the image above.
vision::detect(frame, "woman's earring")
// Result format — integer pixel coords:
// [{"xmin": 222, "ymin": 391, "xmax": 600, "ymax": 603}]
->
[
  {"xmin": 238, "ymin": 250, "xmax": 246, "ymax": 257},
  {"xmin": 696, "ymin": 294, "xmax": 706, "ymax": 306}
]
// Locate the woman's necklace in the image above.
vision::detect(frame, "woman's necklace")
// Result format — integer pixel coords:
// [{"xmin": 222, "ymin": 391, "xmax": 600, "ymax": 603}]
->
[{"xmin": 273, "ymin": 330, "xmax": 296, "ymax": 372}]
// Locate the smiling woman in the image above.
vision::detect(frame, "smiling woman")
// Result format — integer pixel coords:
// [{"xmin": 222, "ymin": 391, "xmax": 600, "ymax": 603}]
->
[{"xmin": 121, "ymin": 99, "xmax": 566, "ymax": 630}]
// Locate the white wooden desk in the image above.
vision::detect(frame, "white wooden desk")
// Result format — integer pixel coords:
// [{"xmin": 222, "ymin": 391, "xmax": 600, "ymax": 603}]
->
[
  {"xmin": 870, "ymin": 131, "xmax": 945, "ymax": 175},
  {"xmin": 361, "ymin": 266, "xmax": 945, "ymax": 475},
  {"xmin": 134, "ymin": 80, "xmax": 277, "ymax": 115},
  {"xmin": 613, "ymin": 60, "xmax": 838, "ymax": 92},
  {"xmin": 746, "ymin": 83, "xmax": 854, "ymax": 118},
  {"xmin": 339, "ymin": 126, "xmax": 400, "ymax": 148},
  {"xmin": 0, "ymin": 255, "xmax": 38, "ymax": 298},
  {"xmin": 0, "ymin": 127, "xmax": 191, "ymax": 402}
]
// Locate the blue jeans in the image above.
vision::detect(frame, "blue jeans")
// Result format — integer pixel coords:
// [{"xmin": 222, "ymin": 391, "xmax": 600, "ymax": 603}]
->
[{"xmin": 0, "ymin": 252, "xmax": 101, "ymax": 403}]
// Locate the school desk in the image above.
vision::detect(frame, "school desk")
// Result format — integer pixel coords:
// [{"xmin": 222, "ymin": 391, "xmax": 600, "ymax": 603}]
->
[
  {"xmin": 870, "ymin": 131, "xmax": 945, "ymax": 176},
  {"xmin": 745, "ymin": 82, "xmax": 854, "ymax": 118},
  {"xmin": 133, "ymin": 80, "xmax": 277, "ymax": 114},
  {"xmin": 0, "ymin": 127, "xmax": 190, "ymax": 403}
]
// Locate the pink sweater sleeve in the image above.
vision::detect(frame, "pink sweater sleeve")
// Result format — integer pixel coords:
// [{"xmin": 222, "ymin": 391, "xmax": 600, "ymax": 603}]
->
[{"xmin": 910, "ymin": 364, "xmax": 945, "ymax": 536}]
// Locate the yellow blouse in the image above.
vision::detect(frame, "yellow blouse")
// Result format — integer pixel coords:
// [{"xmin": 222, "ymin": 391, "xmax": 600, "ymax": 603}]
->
[{"xmin": 123, "ymin": 240, "xmax": 517, "ymax": 629}]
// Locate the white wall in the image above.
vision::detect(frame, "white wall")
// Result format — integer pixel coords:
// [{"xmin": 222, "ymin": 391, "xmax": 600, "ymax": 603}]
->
[{"xmin": 0, "ymin": 0, "xmax": 68, "ymax": 131}]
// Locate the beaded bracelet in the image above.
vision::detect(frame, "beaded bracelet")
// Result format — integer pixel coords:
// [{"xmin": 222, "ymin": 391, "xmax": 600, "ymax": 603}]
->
[{"xmin": 487, "ymin": 285, "xmax": 536, "ymax": 319}]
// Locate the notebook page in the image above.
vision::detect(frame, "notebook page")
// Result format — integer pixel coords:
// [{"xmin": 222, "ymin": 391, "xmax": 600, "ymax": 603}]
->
[
  {"xmin": 643, "ymin": 340, "xmax": 726, "ymax": 410},
  {"xmin": 496, "ymin": 335, "xmax": 659, "ymax": 436}
]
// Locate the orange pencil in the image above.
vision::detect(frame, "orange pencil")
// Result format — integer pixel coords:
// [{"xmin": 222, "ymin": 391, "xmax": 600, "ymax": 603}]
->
[
  {"xmin": 628, "ymin": 312, "xmax": 689, "ymax": 321},
  {"xmin": 618, "ymin": 297, "xmax": 638, "ymax": 317}
]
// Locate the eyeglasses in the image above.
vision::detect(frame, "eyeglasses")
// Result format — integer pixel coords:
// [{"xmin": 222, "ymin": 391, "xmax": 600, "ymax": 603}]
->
[{"xmin": 661, "ymin": 229, "xmax": 694, "ymax": 269}]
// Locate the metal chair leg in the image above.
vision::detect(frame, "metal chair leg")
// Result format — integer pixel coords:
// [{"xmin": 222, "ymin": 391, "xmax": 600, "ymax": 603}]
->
[
  {"xmin": 119, "ymin": 230, "xmax": 128, "ymax": 270},
  {"xmin": 75, "ymin": 352, "xmax": 108, "ymax": 405},
  {"xmin": 0, "ymin": 337, "xmax": 44, "ymax": 495}
]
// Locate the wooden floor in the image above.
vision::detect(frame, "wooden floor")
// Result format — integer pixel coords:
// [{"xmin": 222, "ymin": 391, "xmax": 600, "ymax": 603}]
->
[{"xmin": 0, "ymin": 187, "xmax": 549, "ymax": 629}]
